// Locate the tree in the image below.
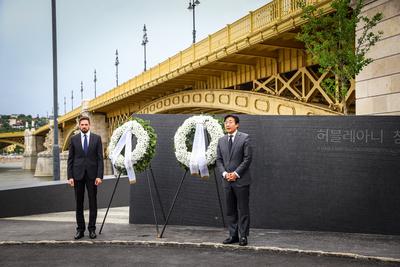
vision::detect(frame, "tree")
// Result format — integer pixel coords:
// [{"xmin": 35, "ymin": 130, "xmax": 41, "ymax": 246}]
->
[
  {"xmin": 35, "ymin": 117, "xmax": 48, "ymax": 128},
  {"xmin": 297, "ymin": 0, "xmax": 383, "ymax": 114},
  {"xmin": 0, "ymin": 117, "xmax": 11, "ymax": 132}
]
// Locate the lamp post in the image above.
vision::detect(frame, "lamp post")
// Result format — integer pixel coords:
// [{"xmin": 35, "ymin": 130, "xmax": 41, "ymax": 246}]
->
[
  {"xmin": 80, "ymin": 81, "xmax": 84, "ymax": 100},
  {"xmin": 71, "ymin": 90, "xmax": 74, "ymax": 110},
  {"xmin": 141, "ymin": 24, "xmax": 148, "ymax": 72},
  {"xmin": 94, "ymin": 69, "xmax": 97, "ymax": 98},
  {"xmin": 115, "ymin": 49, "xmax": 119, "ymax": 86},
  {"xmin": 187, "ymin": 0, "xmax": 200, "ymax": 44},
  {"xmin": 51, "ymin": 0, "xmax": 60, "ymax": 181},
  {"xmin": 64, "ymin": 97, "xmax": 66, "ymax": 114}
]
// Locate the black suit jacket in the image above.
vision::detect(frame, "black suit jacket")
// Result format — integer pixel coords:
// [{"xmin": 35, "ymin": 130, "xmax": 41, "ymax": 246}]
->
[
  {"xmin": 67, "ymin": 132, "xmax": 104, "ymax": 180},
  {"xmin": 216, "ymin": 131, "xmax": 252, "ymax": 187}
]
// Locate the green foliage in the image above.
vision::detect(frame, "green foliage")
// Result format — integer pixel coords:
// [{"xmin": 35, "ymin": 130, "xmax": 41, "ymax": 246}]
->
[
  {"xmin": 115, "ymin": 117, "xmax": 157, "ymax": 174},
  {"xmin": 133, "ymin": 117, "xmax": 157, "ymax": 173},
  {"xmin": 297, "ymin": 0, "xmax": 383, "ymax": 113},
  {"xmin": 117, "ymin": 117, "xmax": 157, "ymax": 175},
  {"xmin": 0, "ymin": 114, "xmax": 47, "ymax": 132},
  {"xmin": 35, "ymin": 117, "xmax": 49, "ymax": 128}
]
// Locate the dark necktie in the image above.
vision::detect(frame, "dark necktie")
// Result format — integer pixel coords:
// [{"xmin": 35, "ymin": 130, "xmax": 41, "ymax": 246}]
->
[
  {"xmin": 83, "ymin": 134, "xmax": 88, "ymax": 155},
  {"xmin": 228, "ymin": 135, "xmax": 233, "ymax": 153}
]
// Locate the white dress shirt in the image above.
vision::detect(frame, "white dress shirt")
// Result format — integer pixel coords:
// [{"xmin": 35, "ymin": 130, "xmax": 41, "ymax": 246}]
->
[
  {"xmin": 223, "ymin": 130, "xmax": 240, "ymax": 179},
  {"xmin": 228, "ymin": 130, "xmax": 238, "ymax": 142},
  {"xmin": 81, "ymin": 131, "xmax": 91, "ymax": 150}
]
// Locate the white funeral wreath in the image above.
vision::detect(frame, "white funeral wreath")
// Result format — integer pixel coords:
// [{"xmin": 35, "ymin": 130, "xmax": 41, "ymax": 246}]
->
[
  {"xmin": 174, "ymin": 115, "xmax": 224, "ymax": 169},
  {"xmin": 108, "ymin": 118, "xmax": 156, "ymax": 183}
]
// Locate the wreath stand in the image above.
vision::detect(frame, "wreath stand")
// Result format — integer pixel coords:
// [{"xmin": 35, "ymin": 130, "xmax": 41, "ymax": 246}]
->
[
  {"xmin": 99, "ymin": 164, "xmax": 166, "ymax": 236},
  {"xmin": 159, "ymin": 131, "xmax": 225, "ymax": 238}
]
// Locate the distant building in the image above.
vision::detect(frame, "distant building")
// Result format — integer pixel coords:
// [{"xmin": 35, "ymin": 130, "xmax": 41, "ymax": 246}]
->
[
  {"xmin": 8, "ymin": 118, "xmax": 17, "ymax": 125},
  {"xmin": 11, "ymin": 120, "xmax": 24, "ymax": 129}
]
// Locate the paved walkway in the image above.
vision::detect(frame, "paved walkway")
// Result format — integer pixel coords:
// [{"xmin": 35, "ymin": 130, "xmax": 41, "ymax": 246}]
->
[{"xmin": 1, "ymin": 207, "xmax": 399, "ymax": 265}]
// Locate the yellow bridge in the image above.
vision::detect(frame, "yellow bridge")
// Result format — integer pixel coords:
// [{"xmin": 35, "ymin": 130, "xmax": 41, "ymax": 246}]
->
[
  {"xmin": 1, "ymin": 0, "xmax": 353, "ymax": 159},
  {"xmin": 0, "ymin": 132, "xmax": 25, "ymax": 150}
]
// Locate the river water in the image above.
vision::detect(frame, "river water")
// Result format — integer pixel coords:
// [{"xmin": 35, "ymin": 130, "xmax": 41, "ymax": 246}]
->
[{"xmin": 0, "ymin": 161, "xmax": 53, "ymax": 188}]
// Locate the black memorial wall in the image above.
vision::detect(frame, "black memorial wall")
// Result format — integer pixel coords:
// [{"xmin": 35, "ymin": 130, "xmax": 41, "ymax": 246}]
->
[{"xmin": 129, "ymin": 114, "xmax": 400, "ymax": 235}]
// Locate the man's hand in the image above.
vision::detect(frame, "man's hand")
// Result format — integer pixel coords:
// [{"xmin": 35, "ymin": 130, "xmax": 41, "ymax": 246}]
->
[
  {"xmin": 68, "ymin": 178, "xmax": 74, "ymax": 187},
  {"xmin": 95, "ymin": 178, "xmax": 102, "ymax": 186},
  {"xmin": 226, "ymin": 172, "xmax": 238, "ymax": 182}
]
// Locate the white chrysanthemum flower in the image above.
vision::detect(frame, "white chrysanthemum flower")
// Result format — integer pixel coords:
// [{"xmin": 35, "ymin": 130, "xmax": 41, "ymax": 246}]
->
[
  {"xmin": 174, "ymin": 115, "xmax": 224, "ymax": 168},
  {"xmin": 108, "ymin": 120, "xmax": 151, "ymax": 172}
]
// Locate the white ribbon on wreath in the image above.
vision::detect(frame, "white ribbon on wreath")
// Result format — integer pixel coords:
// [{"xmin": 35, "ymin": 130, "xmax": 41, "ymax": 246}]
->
[
  {"xmin": 174, "ymin": 115, "xmax": 224, "ymax": 179},
  {"xmin": 189, "ymin": 123, "xmax": 209, "ymax": 178},
  {"xmin": 109, "ymin": 127, "xmax": 136, "ymax": 183},
  {"xmin": 108, "ymin": 120, "xmax": 150, "ymax": 184}
]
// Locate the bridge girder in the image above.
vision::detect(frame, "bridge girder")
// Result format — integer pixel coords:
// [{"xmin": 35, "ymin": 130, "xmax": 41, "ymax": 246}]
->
[
  {"xmin": 0, "ymin": 139, "xmax": 25, "ymax": 149},
  {"xmin": 8, "ymin": 0, "xmax": 341, "ymax": 139},
  {"xmin": 136, "ymin": 89, "xmax": 341, "ymax": 116}
]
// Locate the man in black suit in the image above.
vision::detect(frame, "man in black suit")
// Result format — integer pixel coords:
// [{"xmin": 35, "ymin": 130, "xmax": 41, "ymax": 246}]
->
[
  {"xmin": 67, "ymin": 116, "xmax": 104, "ymax": 239},
  {"xmin": 217, "ymin": 114, "xmax": 252, "ymax": 246}
]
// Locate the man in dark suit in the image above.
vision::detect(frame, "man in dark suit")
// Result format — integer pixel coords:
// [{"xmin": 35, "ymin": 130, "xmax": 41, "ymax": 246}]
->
[
  {"xmin": 217, "ymin": 114, "xmax": 252, "ymax": 246},
  {"xmin": 67, "ymin": 116, "xmax": 104, "ymax": 239}
]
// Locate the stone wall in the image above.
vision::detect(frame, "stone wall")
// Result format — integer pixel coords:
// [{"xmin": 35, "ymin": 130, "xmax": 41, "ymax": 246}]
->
[{"xmin": 356, "ymin": 0, "xmax": 400, "ymax": 115}]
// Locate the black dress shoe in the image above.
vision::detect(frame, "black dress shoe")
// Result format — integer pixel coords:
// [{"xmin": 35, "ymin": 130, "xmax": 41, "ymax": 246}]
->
[
  {"xmin": 239, "ymin": 236, "xmax": 248, "ymax": 246},
  {"xmin": 89, "ymin": 230, "xmax": 97, "ymax": 239},
  {"xmin": 222, "ymin": 236, "xmax": 239, "ymax": 244},
  {"xmin": 74, "ymin": 231, "xmax": 84, "ymax": 240}
]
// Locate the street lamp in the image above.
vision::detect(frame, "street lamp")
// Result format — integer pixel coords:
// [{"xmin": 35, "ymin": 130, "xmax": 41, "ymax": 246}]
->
[
  {"xmin": 141, "ymin": 24, "xmax": 149, "ymax": 72},
  {"xmin": 80, "ymin": 81, "xmax": 84, "ymax": 100},
  {"xmin": 187, "ymin": 0, "xmax": 200, "ymax": 44},
  {"xmin": 115, "ymin": 49, "xmax": 119, "ymax": 86},
  {"xmin": 71, "ymin": 90, "xmax": 74, "ymax": 110},
  {"xmin": 51, "ymin": 0, "xmax": 60, "ymax": 181},
  {"xmin": 94, "ymin": 69, "xmax": 97, "ymax": 98},
  {"xmin": 64, "ymin": 97, "xmax": 66, "ymax": 114}
]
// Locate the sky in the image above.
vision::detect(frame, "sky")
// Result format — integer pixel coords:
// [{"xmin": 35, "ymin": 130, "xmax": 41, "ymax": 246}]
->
[{"xmin": 0, "ymin": 0, "xmax": 267, "ymax": 117}]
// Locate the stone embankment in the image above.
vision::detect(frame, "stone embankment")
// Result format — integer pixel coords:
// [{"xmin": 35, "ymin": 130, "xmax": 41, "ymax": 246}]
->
[{"xmin": 0, "ymin": 156, "xmax": 23, "ymax": 163}]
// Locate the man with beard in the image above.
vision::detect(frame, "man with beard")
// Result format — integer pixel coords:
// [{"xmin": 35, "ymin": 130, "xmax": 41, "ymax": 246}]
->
[{"xmin": 67, "ymin": 116, "xmax": 104, "ymax": 239}]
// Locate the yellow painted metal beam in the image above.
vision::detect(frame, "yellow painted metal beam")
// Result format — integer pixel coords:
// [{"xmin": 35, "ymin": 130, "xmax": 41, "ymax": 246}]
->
[
  {"xmin": 21, "ymin": 0, "xmax": 337, "ymax": 137},
  {"xmin": 0, "ymin": 131, "xmax": 25, "ymax": 138},
  {"xmin": 84, "ymin": 0, "xmax": 334, "ymax": 112},
  {"xmin": 0, "ymin": 139, "xmax": 25, "ymax": 149},
  {"xmin": 137, "ymin": 89, "xmax": 341, "ymax": 116},
  {"xmin": 235, "ymin": 51, "xmax": 279, "ymax": 59}
]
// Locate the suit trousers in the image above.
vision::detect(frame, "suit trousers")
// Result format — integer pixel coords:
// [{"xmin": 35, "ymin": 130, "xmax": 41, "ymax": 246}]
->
[
  {"xmin": 224, "ymin": 183, "xmax": 250, "ymax": 238},
  {"xmin": 74, "ymin": 172, "xmax": 97, "ymax": 232}
]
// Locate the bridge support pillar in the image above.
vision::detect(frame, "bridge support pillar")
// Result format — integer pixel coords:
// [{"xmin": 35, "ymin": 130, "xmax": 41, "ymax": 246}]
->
[
  {"xmin": 22, "ymin": 129, "xmax": 44, "ymax": 170},
  {"xmin": 88, "ymin": 113, "xmax": 113, "ymax": 176},
  {"xmin": 34, "ymin": 125, "xmax": 55, "ymax": 177},
  {"xmin": 60, "ymin": 151, "xmax": 69, "ymax": 180}
]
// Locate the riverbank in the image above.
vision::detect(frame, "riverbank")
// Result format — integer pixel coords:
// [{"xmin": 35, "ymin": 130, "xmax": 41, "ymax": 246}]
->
[{"xmin": 0, "ymin": 155, "xmax": 23, "ymax": 163}]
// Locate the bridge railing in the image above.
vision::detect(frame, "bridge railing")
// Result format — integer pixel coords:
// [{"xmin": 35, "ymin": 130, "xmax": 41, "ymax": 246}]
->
[
  {"xmin": 58, "ymin": 108, "xmax": 81, "ymax": 126},
  {"xmin": 68, "ymin": 0, "xmax": 325, "ymax": 115},
  {"xmin": 0, "ymin": 131, "xmax": 25, "ymax": 138}
]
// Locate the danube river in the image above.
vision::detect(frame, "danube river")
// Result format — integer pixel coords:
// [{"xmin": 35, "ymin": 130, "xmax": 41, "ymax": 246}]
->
[{"xmin": 0, "ymin": 161, "xmax": 53, "ymax": 188}]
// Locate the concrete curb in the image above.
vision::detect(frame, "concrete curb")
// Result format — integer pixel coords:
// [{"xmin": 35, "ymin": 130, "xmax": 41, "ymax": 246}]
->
[{"xmin": 1, "ymin": 240, "xmax": 399, "ymax": 264}]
